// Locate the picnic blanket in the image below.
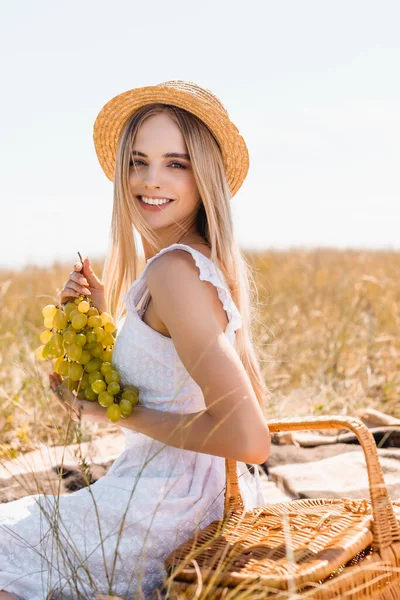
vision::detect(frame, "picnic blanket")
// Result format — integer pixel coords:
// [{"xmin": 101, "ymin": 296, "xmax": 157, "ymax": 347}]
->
[
  {"xmin": 267, "ymin": 446, "xmax": 400, "ymax": 501},
  {"xmin": 265, "ymin": 409, "xmax": 400, "ymax": 502}
]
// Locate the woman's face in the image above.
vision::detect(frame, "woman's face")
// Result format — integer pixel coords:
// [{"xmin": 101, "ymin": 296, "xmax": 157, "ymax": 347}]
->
[{"xmin": 129, "ymin": 112, "xmax": 201, "ymax": 236}]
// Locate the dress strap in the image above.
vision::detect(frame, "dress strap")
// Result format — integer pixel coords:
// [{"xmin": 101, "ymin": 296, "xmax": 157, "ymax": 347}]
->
[{"xmin": 124, "ymin": 243, "xmax": 243, "ymax": 334}]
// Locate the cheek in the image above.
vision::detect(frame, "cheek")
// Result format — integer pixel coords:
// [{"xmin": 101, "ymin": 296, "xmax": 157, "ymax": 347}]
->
[{"xmin": 181, "ymin": 172, "xmax": 199, "ymax": 197}]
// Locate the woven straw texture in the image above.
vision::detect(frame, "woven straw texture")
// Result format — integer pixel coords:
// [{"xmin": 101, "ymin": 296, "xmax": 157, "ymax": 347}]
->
[
  {"xmin": 93, "ymin": 80, "xmax": 249, "ymax": 197},
  {"xmin": 163, "ymin": 415, "xmax": 400, "ymax": 599}
]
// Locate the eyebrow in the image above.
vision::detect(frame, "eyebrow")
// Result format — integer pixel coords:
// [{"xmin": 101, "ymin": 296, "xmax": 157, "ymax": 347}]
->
[{"xmin": 131, "ymin": 150, "xmax": 190, "ymax": 160}]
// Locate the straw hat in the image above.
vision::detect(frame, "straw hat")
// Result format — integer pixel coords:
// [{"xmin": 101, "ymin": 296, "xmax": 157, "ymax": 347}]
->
[{"xmin": 93, "ymin": 80, "xmax": 249, "ymax": 197}]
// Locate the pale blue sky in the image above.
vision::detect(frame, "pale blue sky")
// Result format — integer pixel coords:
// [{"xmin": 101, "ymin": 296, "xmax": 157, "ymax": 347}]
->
[{"xmin": 1, "ymin": 0, "xmax": 399, "ymax": 270}]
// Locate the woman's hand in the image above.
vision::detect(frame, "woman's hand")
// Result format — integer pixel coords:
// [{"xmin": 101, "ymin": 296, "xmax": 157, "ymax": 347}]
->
[
  {"xmin": 49, "ymin": 372, "xmax": 108, "ymax": 424},
  {"xmin": 59, "ymin": 256, "xmax": 106, "ymax": 313}
]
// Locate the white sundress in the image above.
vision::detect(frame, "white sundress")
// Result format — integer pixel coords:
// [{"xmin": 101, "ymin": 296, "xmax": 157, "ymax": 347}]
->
[{"xmin": 0, "ymin": 243, "xmax": 265, "ymax": 600}]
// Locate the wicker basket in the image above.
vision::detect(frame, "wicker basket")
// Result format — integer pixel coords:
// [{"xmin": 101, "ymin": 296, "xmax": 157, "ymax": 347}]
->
[{"xmin": 163, "ymin": 416, "xmax": 400, "ymax": 600}]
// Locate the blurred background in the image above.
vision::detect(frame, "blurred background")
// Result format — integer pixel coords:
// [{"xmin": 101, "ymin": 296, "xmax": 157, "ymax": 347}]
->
[{"xmin": 1, "ymin": 0, "xmax": 399, "ymax": 269}]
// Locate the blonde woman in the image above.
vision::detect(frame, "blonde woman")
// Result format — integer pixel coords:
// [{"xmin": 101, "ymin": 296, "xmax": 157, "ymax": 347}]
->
[{"xmin": 0, "ymin": 81, "xmax": 271, "ymax": 600}]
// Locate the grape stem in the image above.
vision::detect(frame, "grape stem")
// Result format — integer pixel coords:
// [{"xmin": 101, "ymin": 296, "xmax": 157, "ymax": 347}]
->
[{"xmin": 77, "ymin": 251, "xmax": 84, "ymax": 273}]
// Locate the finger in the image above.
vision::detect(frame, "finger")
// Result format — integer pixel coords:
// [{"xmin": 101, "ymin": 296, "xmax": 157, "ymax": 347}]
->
[
  {"xmin": 53, "ymin": 372, "xmax": 63, "ymax": 385},
  {"xmin": 49, "ymin": 374, "xmax": 57, "ymax": 392},
  {"xmin": 67, "ymin": 280, "xmax": 90, "ymax": 295},
  {"xmin": 60, "ymin": 285, "xmax": 90, "ymax": 302},
  {"xmin": 81, "ymin": 258, "xmax": 103, "ymax": 290},
  {"xmin": 70, "ymin": 271, "xmax": 89, "ymax": 286}
]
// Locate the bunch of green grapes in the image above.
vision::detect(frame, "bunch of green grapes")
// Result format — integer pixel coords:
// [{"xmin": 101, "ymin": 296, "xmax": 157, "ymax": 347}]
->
[{"xmin": 35, "ymin": 295, "xmax": 139, "ymax": 423}]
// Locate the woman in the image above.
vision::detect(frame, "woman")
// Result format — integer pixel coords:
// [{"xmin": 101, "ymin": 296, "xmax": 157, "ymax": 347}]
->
[{"xmin": 0, "ymin": 81, "xmax": 271, "ymax": 600}]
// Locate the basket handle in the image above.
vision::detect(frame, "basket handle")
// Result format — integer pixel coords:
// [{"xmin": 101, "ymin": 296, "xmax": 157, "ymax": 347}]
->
[{"xmin": 224, "ymin": 414, "xmax": 400, "ymax": 551}]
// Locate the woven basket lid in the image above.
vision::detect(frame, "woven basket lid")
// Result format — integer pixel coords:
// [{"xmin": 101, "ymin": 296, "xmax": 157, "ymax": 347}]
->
[
  {"xmin": 93, "ymin": 80, "xmax": 249, "ymax": 197},
  {"xmin": 165, "ymin": 497, "xmax": 378, "ymax": 590}
]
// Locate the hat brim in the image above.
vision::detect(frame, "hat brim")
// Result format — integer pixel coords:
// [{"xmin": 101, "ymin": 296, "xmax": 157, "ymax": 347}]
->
[{"xmin": 93, "ymin": 84, "xmax": 249, "ymax": 197}]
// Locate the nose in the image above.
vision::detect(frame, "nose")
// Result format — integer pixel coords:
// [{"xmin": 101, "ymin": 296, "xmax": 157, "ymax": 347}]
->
[{"xmin": 142, "ymin": 164, "xmax": 161, "ymax": 189}]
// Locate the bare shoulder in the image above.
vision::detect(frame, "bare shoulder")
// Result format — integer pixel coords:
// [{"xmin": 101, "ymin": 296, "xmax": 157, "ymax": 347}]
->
[
  {"xmin": 146, "ymin": 245, "xmax": 228, "ymax": 334},
  {"xmin": 146, "ymin": 242, "xmax": 212, "ymax": 280},
  {"xmin": 146, "ymin": 248, "xmax": 209, "ymax": 295}
]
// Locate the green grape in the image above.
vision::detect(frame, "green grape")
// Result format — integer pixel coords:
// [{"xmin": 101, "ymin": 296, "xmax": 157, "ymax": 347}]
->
[
  {"xmin": 102, "ymin": 333, "xmax": 114, "ymax": 347},
  {"xmin": 53, "ymin": 309, "xmax": 68, "ymax": 330},
  {"xmin": 78, "ymin": 350, "xmax": 91, "ymax": 365},
  {"xmin": 44, "ymin": 340, "xmax": 63, "ymax": 359},
  {"xmin": 119, "ymin": 399, "xmax": 133, "ymax": 418},
  {"xmin": 42, "ymin": 343, "xmax": 52, "ymax": 360},
  {"xmin": 91, "ymin": 357, "xmax": 103, "ymax": 370},
  {"xmin": 44, "ymin": 316, "xmax": 54, "ymax": 329},
  {"xmin": 100, "ymin": 362, "xmax": 113, "ymax": 376},
  {"xmin": 42, "ymin": 304, "xmax": 57, "ymax": 319},
  {"xmin": 103, "ymin": 349, "xmax": 113, "ymax": 363},
  {"xmin": 88, "ymin": 370, "xmax": 103, "ymax": 385},
  {"xmin": 86, "ymin": 331, "xmax": 97, "ymax": 344},
  {"xmin": 107, "ymin": 382, "xmax": 120, "ymax": 396},
  {"xmin": 87, "ymin": 315, "xmax": 102, "ymax": 328},
  {"xmin": 84, "ymin": 388, "xmax": 98, "ymax": 401},
  {"xmin": 122, "ymin": 389, "xmax": 139, "ymax": 406},
  {"xmin": 90, "ymin": 342, "xmax": 104, "ymax": 358},
  {"xmin": 87, "ymin": 307, "xmax": 99, "ymax": 317},
  {"xmin": 69, "ymin": 308, "xmax": 80, "ymax": 321},
  {"xmin": 85, "ymin": 359, "xmax": 101, "ymax": 374},
  {"xmin": 85, "ymin": 341, "xmax": 98, "ymax": 351},
  {"xmin": 68, "ymin": 343, "xmax": 83, "ymax": 362},
  {"xmin": 91, "ymin": 380, "xmax": 107, "ymax": 394},
  {"xmin": 104, "ymin": 322, "xmax": 116, "ymax": 334},
  {"xmin": 105, "ymin": 370, "xmax": 120, "ymax": 385},
  {"xmin": 54, "ymin": 356, "xmax": 64, "ymax": 372},
  {"xmin": 40, "ymin": 329, "xmax": 53, "ymax": 345},
  {"xmin": 93, "ymin": 326, "xmax": 105, "ymax": 342},
  {"xmin": 100, "ymin": 311, "xmax": 112, "ymax": 326},
  {"xmin": 72, "ymin": 313, "xmax": 88, "ymax": 330},
  {"xmin": 50, "ymin": 332, "xmax": 64, "ymax": 353},
  {"xmin": 76, "ymin": 389, "xmax": 87, "ymax": 400},
  {"xmin": 58, "ymin": 360, "xmax": 70, "ymax": 377},
  {"xmin": 75, "ymin": 333, "xmax": 86, "ymax": 347},
  {"xmin": 63, "ymin": 329, "xmax": 77, "ymax": 344},
  {"xmin": 77, "ymin": 300, "xmax": 90, "ymax": 313},
  {"xmin": 107, "ymin": 381, "xmax": 121, "ymax": 396},
  {"xmin": 98, "ymin": 391, "xmax": 114, "ymax": 407},
  {"xmin": 80, "ymin": 373, "xmax": 90, "ymax": 389},
  {"xmin": 107, "ymin": 403, "xmax": 121, "ymax": 423},
  {"xmin": 64, "ymin": 302, "xmax": 77, "ymax": 319},
  {"xmin": 69, "ymin": 363, "xmax": 83, "ymax": 381}
]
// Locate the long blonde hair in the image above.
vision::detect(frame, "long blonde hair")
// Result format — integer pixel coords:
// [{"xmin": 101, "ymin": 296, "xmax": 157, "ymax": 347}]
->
[{"xmin": 101, "ymin": 103, "xmax": 268, "ymax": 412}]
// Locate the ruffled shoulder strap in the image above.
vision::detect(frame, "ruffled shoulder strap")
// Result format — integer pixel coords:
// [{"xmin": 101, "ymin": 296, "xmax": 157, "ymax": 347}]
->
[{"xmin": 124, "ymin": 243, "xmax": 243, "ymax": 334}]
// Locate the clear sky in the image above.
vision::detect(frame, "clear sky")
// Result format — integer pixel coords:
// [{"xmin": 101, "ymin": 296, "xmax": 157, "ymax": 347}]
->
[{"xmin": 1, "ymin": 0, "xmax": 399, "ymax": 270}]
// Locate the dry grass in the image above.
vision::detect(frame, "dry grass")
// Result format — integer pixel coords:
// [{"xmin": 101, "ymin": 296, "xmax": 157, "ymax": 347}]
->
[
  {"xmin": 1, "ymin": 248, "xmax": 399, "ymax": 459},
  {"xmin": 248, "ymin": 248, "xmax": 400, "ymax": 422}
]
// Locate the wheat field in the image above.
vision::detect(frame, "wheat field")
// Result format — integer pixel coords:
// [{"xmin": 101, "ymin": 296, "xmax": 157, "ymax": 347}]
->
[{"xmin": 0, "ymin": 248, "xmax": 399, "ymax": 460}]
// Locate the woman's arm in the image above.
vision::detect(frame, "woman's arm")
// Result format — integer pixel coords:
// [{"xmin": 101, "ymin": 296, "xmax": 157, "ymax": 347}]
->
[
  {"xmin": 130, "ymin": 250, "xmax": 271, "ymax": 464},
  {"xmin": 119, "ymin": 404, "xmax": 268, "ymax": 464}
]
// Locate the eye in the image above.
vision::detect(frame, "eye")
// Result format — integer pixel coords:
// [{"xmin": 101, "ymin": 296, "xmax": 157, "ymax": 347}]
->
[{"xmin": 129, "ymin": 160, "xmax": 186, "ymax": 169}]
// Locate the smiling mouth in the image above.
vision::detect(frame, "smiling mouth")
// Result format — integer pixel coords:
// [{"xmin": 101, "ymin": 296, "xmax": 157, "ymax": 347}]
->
[{"xmin": 137, "ymin": 196, "xmax": 175, "ymax": 204}]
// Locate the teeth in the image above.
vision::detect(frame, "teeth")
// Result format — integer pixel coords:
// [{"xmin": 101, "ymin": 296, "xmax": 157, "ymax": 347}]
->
[{"xmin": 140, "ymin": 196, "xmax": 171, "ymax": 205}]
